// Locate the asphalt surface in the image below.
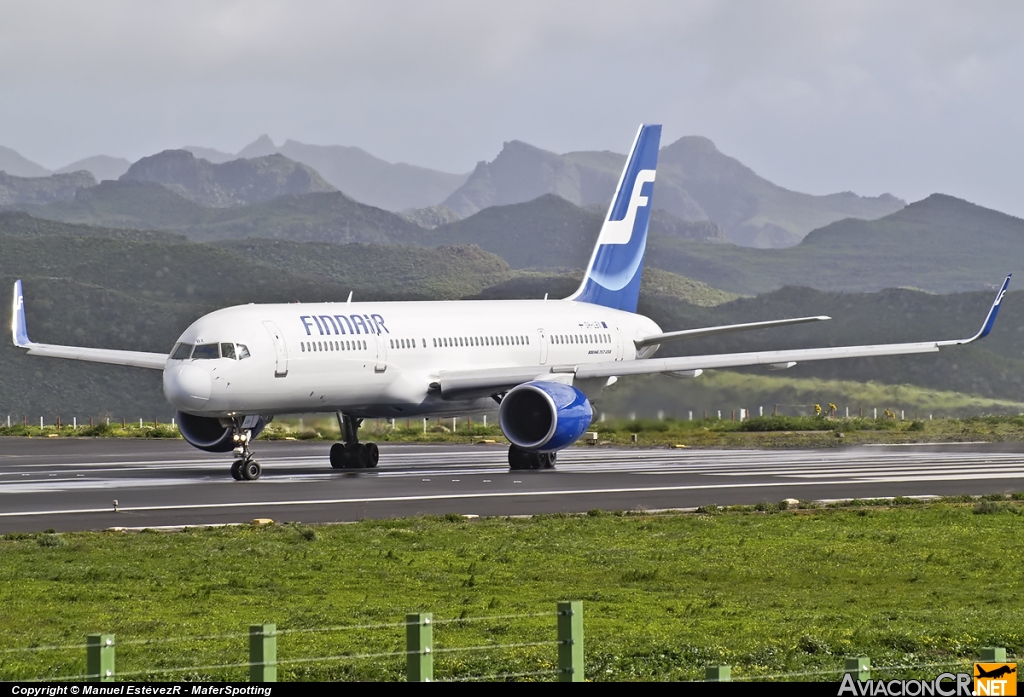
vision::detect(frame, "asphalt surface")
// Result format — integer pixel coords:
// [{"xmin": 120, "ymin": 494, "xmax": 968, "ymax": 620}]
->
[{"xmin": 2, "ymin": 438, "xmax": 1024, "ymax": 532}]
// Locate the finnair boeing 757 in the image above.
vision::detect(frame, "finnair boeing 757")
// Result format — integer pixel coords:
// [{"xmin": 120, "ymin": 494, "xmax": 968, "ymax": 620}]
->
[{"xmin": 10, "ymin": 125, "xmax": 1011, "ymax": 480}]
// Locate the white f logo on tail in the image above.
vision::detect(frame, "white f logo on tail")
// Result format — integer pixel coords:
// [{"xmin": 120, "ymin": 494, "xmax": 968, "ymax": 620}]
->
[{"xmin": 598, "ymin": 169, "xmax": 656, "ymax": 245}]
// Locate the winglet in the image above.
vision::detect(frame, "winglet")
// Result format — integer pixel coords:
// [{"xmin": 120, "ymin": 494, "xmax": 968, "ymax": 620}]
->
[
  {"xmin": 938, "ymin": 274, "xmax": 1011, "ymax": 346},
  {"xmin": 12, "ymin": 280, "xmax": 31, "ymax": 348}
]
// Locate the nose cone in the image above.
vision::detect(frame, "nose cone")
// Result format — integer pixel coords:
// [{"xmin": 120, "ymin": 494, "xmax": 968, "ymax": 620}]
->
[{"xmin": 163, "ymin": 364, "xmax": 213, "ymax": 411}]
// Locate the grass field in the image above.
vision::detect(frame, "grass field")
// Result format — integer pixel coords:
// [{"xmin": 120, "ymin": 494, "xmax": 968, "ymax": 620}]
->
[
  {"xmin": 2, "ymin": 500, "xmax": 1023, "ymax": 682},
  {"xmin": 5, "ymin": 413, "xmax": 1024, "ymax": 449}
]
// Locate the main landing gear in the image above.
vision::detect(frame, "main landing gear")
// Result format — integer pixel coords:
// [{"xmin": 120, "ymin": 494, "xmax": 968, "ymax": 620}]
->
[
  {"xmin": 330, "ymin": 412, "xmax": 380, "ymax": 470},
  {"xmin": 229, "ymin": 420, "xmax": 261, "ymax": 481},
  {"xmin": 508, "ymin": 444, "xmax": 556, "ymax": 471}
]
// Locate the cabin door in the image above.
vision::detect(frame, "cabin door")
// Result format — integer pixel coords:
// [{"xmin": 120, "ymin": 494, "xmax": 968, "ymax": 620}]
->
[
  {"xmin": 262, "ymin": 320, "xmax": 289, "ymax": 377},
  {"xmin": 537, "ymin": 328, "xmax": 548, "ymax": 365},
  {"xmin": 373, "ymin": 328, "xmax": 387, "ymax": 372}
]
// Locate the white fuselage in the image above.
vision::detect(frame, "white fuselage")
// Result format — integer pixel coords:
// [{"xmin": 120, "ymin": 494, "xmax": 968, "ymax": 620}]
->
[{"xmin": 161, "ymin": 298, "xmax": 662, "ymax": 419}]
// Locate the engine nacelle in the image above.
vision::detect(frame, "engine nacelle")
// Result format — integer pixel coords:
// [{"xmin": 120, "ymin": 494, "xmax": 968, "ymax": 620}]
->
[
  {"xmin": 175, "ymin": 411, "xmax": 269, "ymax": 453},
  {"xmin": 498, "ymin": 381, "xmax": 593, "ymax": 452}
]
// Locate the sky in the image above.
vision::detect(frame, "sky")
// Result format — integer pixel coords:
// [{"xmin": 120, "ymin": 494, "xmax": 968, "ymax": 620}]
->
[{"xmin": 1, "ymin": 0, "xmax": 1023, "ymax": 216}]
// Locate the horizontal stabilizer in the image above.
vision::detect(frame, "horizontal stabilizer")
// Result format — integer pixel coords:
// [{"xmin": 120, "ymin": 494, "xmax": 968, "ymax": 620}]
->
[{"xmin": 11, "ymin": 280, "xmax": 168, "ymax": 370}]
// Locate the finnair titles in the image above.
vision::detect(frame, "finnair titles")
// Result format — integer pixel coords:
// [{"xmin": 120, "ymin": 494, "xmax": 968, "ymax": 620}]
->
[{"xmin": 11, "ymin": 124, "xmax": 1011, "ymax": 480}]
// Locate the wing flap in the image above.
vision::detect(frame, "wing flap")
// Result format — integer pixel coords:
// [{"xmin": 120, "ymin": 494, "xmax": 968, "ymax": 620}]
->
[
  {"xmin": 575, "ymin": 342, "xmax": 940, "ymax": 379},
  {"xmin": 634, "ymin": 315, "xmax": 831, "ymax": 349}
]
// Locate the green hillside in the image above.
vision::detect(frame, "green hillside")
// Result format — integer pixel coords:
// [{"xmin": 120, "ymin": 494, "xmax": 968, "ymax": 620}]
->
[
  {"xmin": 21, "ymin": 183, "xmax": 426, "ymax": 245},
  {"xmin": 647, "ymin": 195, "xmax": 1022, "ymax": 294}
]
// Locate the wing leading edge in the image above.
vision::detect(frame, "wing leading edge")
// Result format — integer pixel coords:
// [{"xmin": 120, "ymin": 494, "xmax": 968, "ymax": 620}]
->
[
  {"xmin": 438, "ymin": 274, "xmax": 1011, "ymax": 399},
  {"xmin": 11, "ymin": 280, "xmax": 168, "ymax": 370}
]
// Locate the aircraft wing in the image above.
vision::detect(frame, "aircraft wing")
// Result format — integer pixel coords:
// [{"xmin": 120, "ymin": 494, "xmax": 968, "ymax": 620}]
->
[
  {"xmin": 11, "ymin": 280, "xmax": 168, "ymax": 370},
  {"xmin": 438, "ymin": 274, "xmax": 1010, "ymax": 399},
  {"xmin": 634, "ymin": 315, "xmax": 831, "ymax": 349}
]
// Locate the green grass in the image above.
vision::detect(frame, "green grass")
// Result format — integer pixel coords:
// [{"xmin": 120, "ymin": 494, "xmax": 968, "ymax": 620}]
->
[{"xmin": 2, "ymin": 502, "xmax": 1023, "ymax": 681}]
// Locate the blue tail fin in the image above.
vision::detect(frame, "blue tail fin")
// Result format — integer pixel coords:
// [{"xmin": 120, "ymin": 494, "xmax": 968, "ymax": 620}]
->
[{"xmin": 567, "ymin": 124, "xmax": 661, "ymax": 312}]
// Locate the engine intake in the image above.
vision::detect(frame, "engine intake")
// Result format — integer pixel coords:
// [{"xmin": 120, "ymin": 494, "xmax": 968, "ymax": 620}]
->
[
  {"xmin": 498, "ymin": 381, "xmax": 593, "ymax": 451},
  {"xmin": 176, "ymin": 411, "xmax": 269, "ymax": 453}
]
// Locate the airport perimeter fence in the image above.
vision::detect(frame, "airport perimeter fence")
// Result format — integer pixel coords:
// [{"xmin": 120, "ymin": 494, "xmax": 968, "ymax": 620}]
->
[
  {"xmin": 700, "ymin": 646, "xmax": 1014, "ymax": 683},
  {"xmin": 3, "ymin": 601, "xmax": 584, "ymax": 683},
  {"xmin": 0, "ymin": 406, "xmax": 939, "ymax": 435}
]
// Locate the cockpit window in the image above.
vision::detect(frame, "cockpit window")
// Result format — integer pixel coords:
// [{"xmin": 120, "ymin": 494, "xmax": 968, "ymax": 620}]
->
[
  {"xmin": 171, "ymin": 343, "xmax": 194, "ymax": 360},
  {"xmin": 220, "ymin": 343, "xmax": 236, "ymax": 360},
  {"xmin": 237, "ymin": 344, "xmax": 251, "ymax": 359},
  {"xmin": 192, "ymin": 343, "xmax": 220, "ymax": 359}
]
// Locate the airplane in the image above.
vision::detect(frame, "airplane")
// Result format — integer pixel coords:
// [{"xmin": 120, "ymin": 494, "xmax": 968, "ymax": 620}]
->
[
  {"xmin": 9, "ymin": 124, "xmax": 1012, "ymax": 480},
  {"xmin": 975, "ymin": 665, "xmax": 1016, "ymax": 680}
]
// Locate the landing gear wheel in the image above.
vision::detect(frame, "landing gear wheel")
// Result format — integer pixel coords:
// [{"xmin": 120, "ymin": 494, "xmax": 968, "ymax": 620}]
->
[
  {"xmin": 331, "ymin": 413, "xmax": 380, "ymax": 470},
  {"xmin": 508, "ymin": 446, "xmax": 558, "ymax": 470},
  {"xmin": 230, "ymin": 459, "xmax": 244, "ymax": 481},
  {"xmin": 508, "ymin": 445, "xmax": 533, "ymax": 471},
  {"xmin": 240, "ymin": 459, "xmax": 261, "ymax": 481}
]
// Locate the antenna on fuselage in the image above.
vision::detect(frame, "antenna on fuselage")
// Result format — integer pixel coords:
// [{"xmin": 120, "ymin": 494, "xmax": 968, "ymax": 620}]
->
[
  {"xmin": 346, "ymin": 291, "xmax": 353, "ymax": 304},
  {"xmin": 544, "ymin": 293, "xmax": 548, "ymax": 301}
]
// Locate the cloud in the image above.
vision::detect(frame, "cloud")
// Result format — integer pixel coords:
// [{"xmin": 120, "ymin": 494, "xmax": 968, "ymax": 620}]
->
[{"xmin": 0, "ymin": 1, "xmax": 1022, "ymax": 216}]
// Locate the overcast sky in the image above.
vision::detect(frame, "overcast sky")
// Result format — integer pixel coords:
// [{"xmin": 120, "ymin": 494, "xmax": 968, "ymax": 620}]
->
[{"xmin": 2, "ymin": 1, "xmax": 1022, "ymax": 215}]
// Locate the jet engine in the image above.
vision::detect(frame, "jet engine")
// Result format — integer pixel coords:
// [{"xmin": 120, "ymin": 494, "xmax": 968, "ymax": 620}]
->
[
  {"xmin": 176, "ymin": 411, "xmax": 269, "ymax": 453},
  {"xmin": 498, "ymin": 381, "xmax": 593, "ymax": 452}
]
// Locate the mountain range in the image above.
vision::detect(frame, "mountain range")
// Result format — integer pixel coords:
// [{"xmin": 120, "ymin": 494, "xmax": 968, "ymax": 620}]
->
[
  {"xmin": 121, "ymin": 150, "xmax": 336, "ymax": 207},
  {"xmin": 1, "ymin": 132, "xmax": 905, "ymax": 248},
  {"xmin": 441, "ymin": 136, "xmax": 904, "ymax": 246}
]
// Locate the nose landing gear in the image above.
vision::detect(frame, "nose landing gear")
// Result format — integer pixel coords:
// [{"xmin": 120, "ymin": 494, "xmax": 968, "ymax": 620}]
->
[
  {"xmin": 330, "ymin": 412, "xmax": 380, "ymax": 469},
  {"xmin": 229, "ymin": 420, "xmax": 261, "ymax": 481}
]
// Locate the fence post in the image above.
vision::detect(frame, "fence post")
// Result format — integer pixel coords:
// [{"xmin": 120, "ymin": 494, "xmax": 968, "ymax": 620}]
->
[
  {"xmin": 86, "ymin": 633, "xmax": 115, "ymax": 682},
  {"xmin": 557, "ymin": 600, "xmax": 583, "ymax": 682},
  {"xmin": 705, "ymin": 665, "xmax": 731, "ymax": 681},
  {"xmin": 845, "ymin": 657, "xmax": 871, "ymax": 680},
  {"xmin": 249, "ymin": 623, "xmax": 277, "ymax": 682},
  {"xmin": 980, "ymin": 647, "xmax": 1007, "ymax": 662},
  {"xmin": 406, "ymin": 612, "xmax": 433, "ymax": 682}
]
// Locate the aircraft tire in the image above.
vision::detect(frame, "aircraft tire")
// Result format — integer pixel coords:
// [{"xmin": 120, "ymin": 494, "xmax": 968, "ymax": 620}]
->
[
  {"xmin": 365, "ymin": 442, "xmax": 379, "ymax": 468},
  {"xmin": 541, "ymin": 452, "xmax": 557, "ymax": 469},
  {"xmin": 240, "ymin": 460, "xmax": 261, "ymax": 481},
  {"xmin": 508, "ymin": 445, "xmax": 532, "ymax": 470},
  {"xmin": 329, "ymin": 443, "xmax": 347, "ymax": 469},
  {"xmin": 230, "ymin": 459, "xmax": 244, "ymax": 480}
]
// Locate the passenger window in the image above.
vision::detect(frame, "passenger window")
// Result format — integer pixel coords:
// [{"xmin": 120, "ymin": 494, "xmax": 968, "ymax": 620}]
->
[
  {"xmin": 221, "ymin": 343, "xmax": 236, "ymax": 359},
  {"xmin": 171, "ymin": 343, "xmax": 194, "ymax": 360},
  {"xmin": 192, "ymin": 344, "xmax": 220, "ymax": 359}
]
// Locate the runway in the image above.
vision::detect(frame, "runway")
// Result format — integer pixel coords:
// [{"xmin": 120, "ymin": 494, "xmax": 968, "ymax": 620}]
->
[{"xmin": 2, "ymin": 438, "xmax": 1024, "ymax": 532}]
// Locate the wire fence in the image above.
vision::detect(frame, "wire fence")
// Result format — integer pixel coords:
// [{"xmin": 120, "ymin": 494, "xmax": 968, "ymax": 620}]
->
[
  {"xmin": 7, "ymin": 604, "xmax": 1018, "ymax": 683},
  {"xmin": 11, "ymin": 603, "xmax": 581, "ymax": 683}
]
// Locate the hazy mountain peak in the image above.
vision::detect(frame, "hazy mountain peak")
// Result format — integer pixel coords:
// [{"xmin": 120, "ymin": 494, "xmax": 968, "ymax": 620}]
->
[
  {"xmin": 55, "ymin": 155, "xmax": 131, "ymax": 182},
  {"xmin": 0, "ymin": 145, "xmax": 51, "ymax": 177},
  {"xmin": 237, "ymin": 134, "xmax": 279, "ymax": 159},
  {"xmin": 181, "ymin": 145, "xmax": 235, "ymax": 164},
  {"xmin": 0, "ymin": 170, "xmax": 96, "ymax": 206},
  {"xmin": 120, "ymin": 149, "xmax": 336, "ymax": 207}
]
